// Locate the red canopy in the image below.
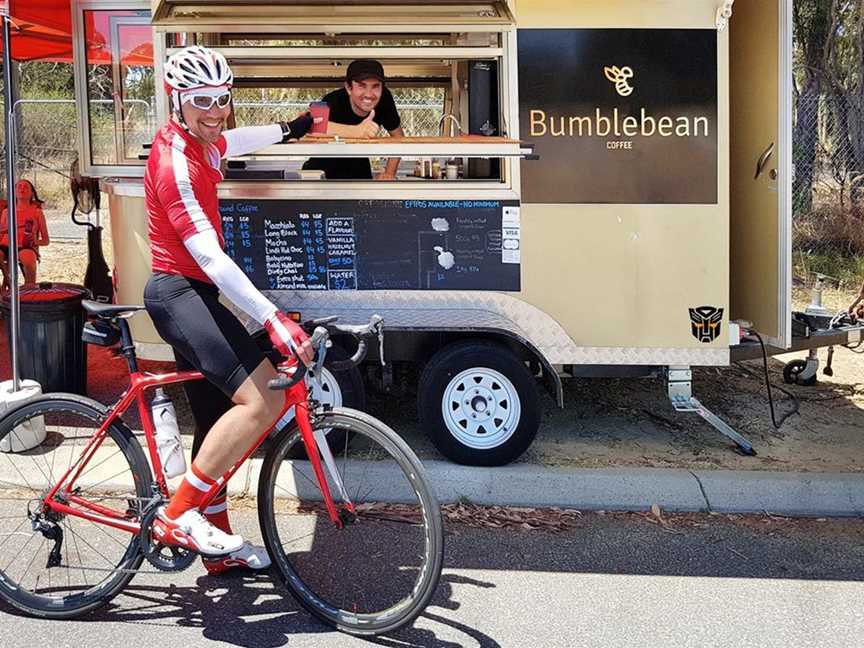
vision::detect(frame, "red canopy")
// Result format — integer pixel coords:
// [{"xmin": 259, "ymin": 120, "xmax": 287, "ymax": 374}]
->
[
  {"xmin": 0, "ymin": 1, "xmax": 74, "ymax": 62},
  {"xmin": 0, "ymin": 1, "xmax": 153, "ymax": 65}
]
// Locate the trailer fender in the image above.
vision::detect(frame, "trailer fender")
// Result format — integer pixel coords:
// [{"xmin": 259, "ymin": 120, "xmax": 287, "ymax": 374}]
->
[{"xmin": 390, "ymin": 327, "xmax": 563, "ymax": 408}]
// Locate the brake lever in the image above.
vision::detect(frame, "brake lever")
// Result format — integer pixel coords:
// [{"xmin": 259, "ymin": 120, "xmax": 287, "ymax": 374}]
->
[{"xmin": 306, "ymin": 326, "xmax": 330, "ymax": 391}]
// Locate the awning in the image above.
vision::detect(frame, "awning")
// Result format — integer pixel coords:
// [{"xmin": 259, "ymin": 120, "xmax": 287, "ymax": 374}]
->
[
  {"xmin": 0, "ymin": 1, "xmax": 73, "ymax": 62},
  {"xmin": 0, "ymin": 1, "xmax": 153, "ymax": 65}
]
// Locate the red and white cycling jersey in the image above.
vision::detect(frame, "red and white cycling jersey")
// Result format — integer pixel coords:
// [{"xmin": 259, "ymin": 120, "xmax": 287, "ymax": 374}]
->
[
  {"xmin": 146, "ymin": 120, "xmax": 227, "ymax": 283},
  {"xmin": 145, "ymin": 119, "xmax": 280, "ymax": 284}
]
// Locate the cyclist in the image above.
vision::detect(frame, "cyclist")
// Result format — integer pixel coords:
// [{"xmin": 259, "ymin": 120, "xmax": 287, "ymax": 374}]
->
[{"xmin": 143, "ymin": 45, "xmax": 315, "ymax": 574}]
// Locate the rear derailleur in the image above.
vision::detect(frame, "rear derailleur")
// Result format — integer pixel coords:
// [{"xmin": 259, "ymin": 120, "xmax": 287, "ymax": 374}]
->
[{"xmin": 28, "ymin": 502, "xmax": 64, "ymax": 569}]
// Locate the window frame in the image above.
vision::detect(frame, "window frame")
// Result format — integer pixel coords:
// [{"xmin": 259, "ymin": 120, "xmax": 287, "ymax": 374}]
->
[{"xmin": 73, "ymin": 0, "xmax": 154, "ymax": 177}]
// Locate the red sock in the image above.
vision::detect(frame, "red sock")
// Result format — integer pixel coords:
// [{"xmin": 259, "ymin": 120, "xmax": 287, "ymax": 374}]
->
[
  {"xmin": 203, "ymin": 488, "xmax": 232, "ymax": 534},
  {"xmin": 164, "ymin": 462, "xmax": 216, "ymax": 520}
]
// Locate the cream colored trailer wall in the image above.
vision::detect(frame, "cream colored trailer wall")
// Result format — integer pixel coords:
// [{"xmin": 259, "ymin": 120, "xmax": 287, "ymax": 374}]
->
[
  {"xmin": 514, "ymin": 0, "xmax": 730, "ymax": 351},
  {"xmin": 107, "ymin": 190, "xmax": 171, "ymax": 360}
]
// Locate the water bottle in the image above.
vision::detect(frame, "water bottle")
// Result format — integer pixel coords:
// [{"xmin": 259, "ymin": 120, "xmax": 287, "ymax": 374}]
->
[{"xmin": 151, "ymin": 388, "xmax": 186, "ymax": 478}]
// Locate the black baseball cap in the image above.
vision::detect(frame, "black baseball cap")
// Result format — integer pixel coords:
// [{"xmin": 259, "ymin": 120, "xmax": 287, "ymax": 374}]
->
[{"xmin": 346, "ymin": 59, "xmax": 385, "ymax": 83}]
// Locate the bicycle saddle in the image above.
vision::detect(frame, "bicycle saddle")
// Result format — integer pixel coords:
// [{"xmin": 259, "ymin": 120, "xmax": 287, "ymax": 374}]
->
[{"xmin": 82, "ymin": 299, "xmax": 145, "ymax": 319}]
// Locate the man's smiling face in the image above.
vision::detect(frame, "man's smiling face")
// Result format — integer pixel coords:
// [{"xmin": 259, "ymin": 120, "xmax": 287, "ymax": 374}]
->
[
  {"xmin": 345, "ymin": 78, "xmax": 383, "ymax": 117},
  {"xmin": 180, "ymin": 88, "xmax": 231, "ymax": 144}
]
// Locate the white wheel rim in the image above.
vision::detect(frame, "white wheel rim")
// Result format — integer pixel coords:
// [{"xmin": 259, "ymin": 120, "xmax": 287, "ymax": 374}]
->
[
  {"xmin": 441, "ymin": 367, "xmax": 521, "ymax": 450},
  {"xmin": 280, "ymin": 366, "xmax": 343, "ymax": 425},
  {"xmin": 309, "ymin": 366, "xmax": 344, "ymax": 408}
]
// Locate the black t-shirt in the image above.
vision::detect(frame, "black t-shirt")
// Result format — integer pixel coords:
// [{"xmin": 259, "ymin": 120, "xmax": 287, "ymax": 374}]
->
[{"xmin": 303, "ymin": 87, "xmax": 401, "ymax": 179}]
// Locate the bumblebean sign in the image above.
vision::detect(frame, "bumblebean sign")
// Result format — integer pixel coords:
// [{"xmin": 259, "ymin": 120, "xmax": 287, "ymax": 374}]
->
[{"xmin": 518, "ymin": 29, "xmax": 718, "ymax": 204}]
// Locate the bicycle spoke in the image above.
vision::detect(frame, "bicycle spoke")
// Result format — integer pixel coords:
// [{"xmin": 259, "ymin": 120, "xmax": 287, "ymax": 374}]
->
[
  {"xmin": 76, "ymin": 448, "xmax": 125, "ymax": 483},
  {"xmin": 274, "ymin": 482, "xmax": 300, "ymax": 500},
  {"xmin": 65, "ymin": 520, "xmax": 71, "ymax": 591},
  {"xmin": 49, "ymin": 432, "xmax": 59, "ymax": 487},
  {"xmin": 86, "ymin": 517, "xmax": 131, "ymax": 550},
  {"xmin": 294, "ymin": 465, "xmax": 322, "ymax": 492},
  {"xmin": 0, "ymin": 516, "xmax": 30, "ymax": 552},
  {"xmin": 64, "ymin": 520, "xmax": 120, "ymax": 569},
  {"xmin": 0, "ymin": 524, "xmax": 36, "ymax": 573},
  {"xmin": 75, "ymin": 467, "xmax": 137, "ymax": 496},
  {"xmin": 9, "ymin": 431, "xmax": 53, "ymax": 488},
  {"xmin": 64, "ymin": 517, "xmax": 89, "ymax": 587},
  {"xmin": 23, "ymin": 537, "xmax": 50, "ymax": 595},
  {"xmin": 0, "ymin": 452, "xmax": 40, "ymax": 493},
  {"xmin": 340, "ymin": 431, "xmax": 349, "ymax": 495},
  {"xmin": 279, "ymin": 528, "xmax": 318, "ymax": 551}
]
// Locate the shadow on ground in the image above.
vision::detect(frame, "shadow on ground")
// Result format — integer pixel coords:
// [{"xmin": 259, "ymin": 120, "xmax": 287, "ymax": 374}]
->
[{"xmin": 0, "ymin": 511, "xmax": 862, "ymax": 647}]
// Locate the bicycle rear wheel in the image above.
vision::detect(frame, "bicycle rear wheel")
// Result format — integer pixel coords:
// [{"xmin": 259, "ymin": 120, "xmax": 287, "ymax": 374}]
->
[
  {"xmin": 0, "ymin": 394, "xmax": 150, "ymax": 618},
  {"xmin": 258, "ymin": 407, "xmax": 443, "ymax": 636}
]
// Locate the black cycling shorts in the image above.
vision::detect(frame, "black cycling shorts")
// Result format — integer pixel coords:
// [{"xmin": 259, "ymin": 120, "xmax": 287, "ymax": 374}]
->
[{"xmin": 144, "ymin": 272, "xmax": 265, "ymax": 398}]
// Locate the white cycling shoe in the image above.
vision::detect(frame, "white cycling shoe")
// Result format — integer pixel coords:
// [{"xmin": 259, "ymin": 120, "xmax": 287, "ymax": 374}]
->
[
  {"xmin": 202, "ymin": 541, "xmax": 272, "ymax": 575},
  {"xmin": 152, "ymin": 506, "xmax": 244, "ymax": 556}
]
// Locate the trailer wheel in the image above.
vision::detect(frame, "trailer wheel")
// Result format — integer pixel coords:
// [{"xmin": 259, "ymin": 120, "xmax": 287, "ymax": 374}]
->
[
  {"xmin": 783, "ymin": 359, "xmax": 816, "ymax": 386},
  {"xmin": 418, "ymin": 341, "xmax": 540, "ymax": 466}
]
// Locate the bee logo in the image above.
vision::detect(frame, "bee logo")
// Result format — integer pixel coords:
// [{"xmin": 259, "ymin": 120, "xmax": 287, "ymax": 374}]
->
[{"xmin": 604, "ymin": 65, "xmax": 634, "ymax": 97}]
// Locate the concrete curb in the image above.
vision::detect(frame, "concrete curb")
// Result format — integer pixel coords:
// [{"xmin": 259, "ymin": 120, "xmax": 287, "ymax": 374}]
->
[
  {"xmin": 2, "ymin": 445, "xmax": 862, "ymax": 517},
  {"xmin": 691, "ymin": 470, "xmax": 864, "ymax": 517},
  {"xmin": 229, "ymin": 459, "xmax": 864, "ymax": 518}
]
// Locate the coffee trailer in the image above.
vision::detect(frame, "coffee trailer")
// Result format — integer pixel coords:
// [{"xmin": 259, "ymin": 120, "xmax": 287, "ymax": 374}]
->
[{"xmin": 72, "ymin": 0, "xmax": 861, "ymax": 465}]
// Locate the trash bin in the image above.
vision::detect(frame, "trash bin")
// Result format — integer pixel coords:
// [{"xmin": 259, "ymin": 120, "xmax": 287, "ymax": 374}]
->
[{"xmin": 2, "ymin": 283, "xmax": 90, "ymax": 394}]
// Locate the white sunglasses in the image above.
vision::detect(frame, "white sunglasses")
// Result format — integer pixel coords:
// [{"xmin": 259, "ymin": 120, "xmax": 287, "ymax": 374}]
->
[{"xmin": 181, "ymin": 91, "xmax": 232, "ymax": 110}]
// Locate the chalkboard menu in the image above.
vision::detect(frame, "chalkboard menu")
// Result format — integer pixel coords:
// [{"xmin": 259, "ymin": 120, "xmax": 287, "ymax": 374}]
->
[{"xmin": 219, "ymin": 199, "xmax": 521, "ymax": 291}]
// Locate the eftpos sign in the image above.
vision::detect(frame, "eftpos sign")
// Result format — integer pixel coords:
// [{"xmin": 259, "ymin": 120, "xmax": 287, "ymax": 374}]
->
[{"xmin": 518, "ymin": 29, "xmax": 718, "ymax": 204}]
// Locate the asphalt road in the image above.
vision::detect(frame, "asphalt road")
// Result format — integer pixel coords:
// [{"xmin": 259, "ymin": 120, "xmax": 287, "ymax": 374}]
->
[{"xmin": 1, "ymin": 510, "xmax": 862, "ymax": 648}]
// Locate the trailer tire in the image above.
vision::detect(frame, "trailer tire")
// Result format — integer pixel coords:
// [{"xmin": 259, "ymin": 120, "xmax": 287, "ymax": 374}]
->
[{"xmin": 418, "ymin": 340, "xmax": 540, "ymax": 466}]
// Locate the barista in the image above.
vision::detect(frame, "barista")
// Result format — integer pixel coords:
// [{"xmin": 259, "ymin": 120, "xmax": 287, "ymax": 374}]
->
[{"xmin": 303, "ymin": 59, "xmax": 404, "ymax": 180}]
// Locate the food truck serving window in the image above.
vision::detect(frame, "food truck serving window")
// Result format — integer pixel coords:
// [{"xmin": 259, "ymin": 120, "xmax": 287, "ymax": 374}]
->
[{"xmin": 151, "ymin": 0, "xmax": 520, "ymax": 189}]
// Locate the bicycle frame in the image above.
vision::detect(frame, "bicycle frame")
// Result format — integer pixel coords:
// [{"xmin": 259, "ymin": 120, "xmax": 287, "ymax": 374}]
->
[{"xmin": 41, "ymin": 364, "xmax": 347, "ymax": 536}]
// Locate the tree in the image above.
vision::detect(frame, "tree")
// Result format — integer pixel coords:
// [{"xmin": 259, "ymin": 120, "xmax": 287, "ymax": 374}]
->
[{"xmin": 793, "ymin": 0, "xmax": 840, "ymax": 213}]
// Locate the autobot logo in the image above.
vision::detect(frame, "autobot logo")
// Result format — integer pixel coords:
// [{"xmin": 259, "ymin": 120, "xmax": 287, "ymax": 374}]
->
[
  {"xmin": 689, "ymin": 306, "xmax": 723, "ymax": 343},
  {"xmin": 604, "ymin": 65, "xmax": 634, "ymax": 97}
]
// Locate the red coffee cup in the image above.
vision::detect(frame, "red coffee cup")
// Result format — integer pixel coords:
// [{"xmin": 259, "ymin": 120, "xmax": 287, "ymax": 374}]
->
[{"xmin": 309, "ymin": 101, "xmax": 330, "ymax": 134}]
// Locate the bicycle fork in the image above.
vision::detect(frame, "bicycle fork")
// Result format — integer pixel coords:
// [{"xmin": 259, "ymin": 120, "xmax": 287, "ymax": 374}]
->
[{"xmin": 294, "ymin": 398, "xmax": 355, "ymax": 528}]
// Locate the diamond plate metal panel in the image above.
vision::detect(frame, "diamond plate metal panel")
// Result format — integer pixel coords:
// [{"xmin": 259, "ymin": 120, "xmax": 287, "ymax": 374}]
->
[{"xmin": 233, "ymin": 291, "xmax": 730, "ymax": 367}]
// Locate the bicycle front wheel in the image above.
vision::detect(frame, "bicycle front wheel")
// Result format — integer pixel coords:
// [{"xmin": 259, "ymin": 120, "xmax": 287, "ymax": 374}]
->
[
  {"xmin": 258, "ymin": 408, "xmax": 443, "ymax": 636},
  {"xmin": 0, "ymin": 394, "xmax": 150, "ymax": 618}
]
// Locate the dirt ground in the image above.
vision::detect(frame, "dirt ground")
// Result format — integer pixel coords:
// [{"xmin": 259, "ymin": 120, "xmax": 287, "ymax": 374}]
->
[{"xmin": 8, "ymin": 231, "xmax": 864, "ymax": 474}]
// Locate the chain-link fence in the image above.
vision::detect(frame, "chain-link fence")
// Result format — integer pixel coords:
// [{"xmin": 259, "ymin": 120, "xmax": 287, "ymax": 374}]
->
[
  {"xmin": 791, "ymin": 92, "xmax": 864, "ymax": 289},
  {"xmin": 234, "ymin": 87, "xmax": 445, "ymax": 136},
  {"xmin": 0, "ymin": 87, "xmax": 445, "ymax": 225},
  {"xmin": 0, "ymin": 100, "xmax": 81, "ymax": 232}
]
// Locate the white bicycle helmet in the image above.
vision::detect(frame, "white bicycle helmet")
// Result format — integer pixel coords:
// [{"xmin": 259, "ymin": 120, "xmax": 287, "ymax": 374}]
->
[{"xmin": 164, "ymin": 45, "xmax": 233, "ymax": 113}]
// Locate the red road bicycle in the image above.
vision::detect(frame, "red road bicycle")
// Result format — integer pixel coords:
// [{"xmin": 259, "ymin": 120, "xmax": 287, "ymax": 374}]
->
[{"xmin": 0, "ymin": 300, "xmax": 443, "ymax": 636}]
